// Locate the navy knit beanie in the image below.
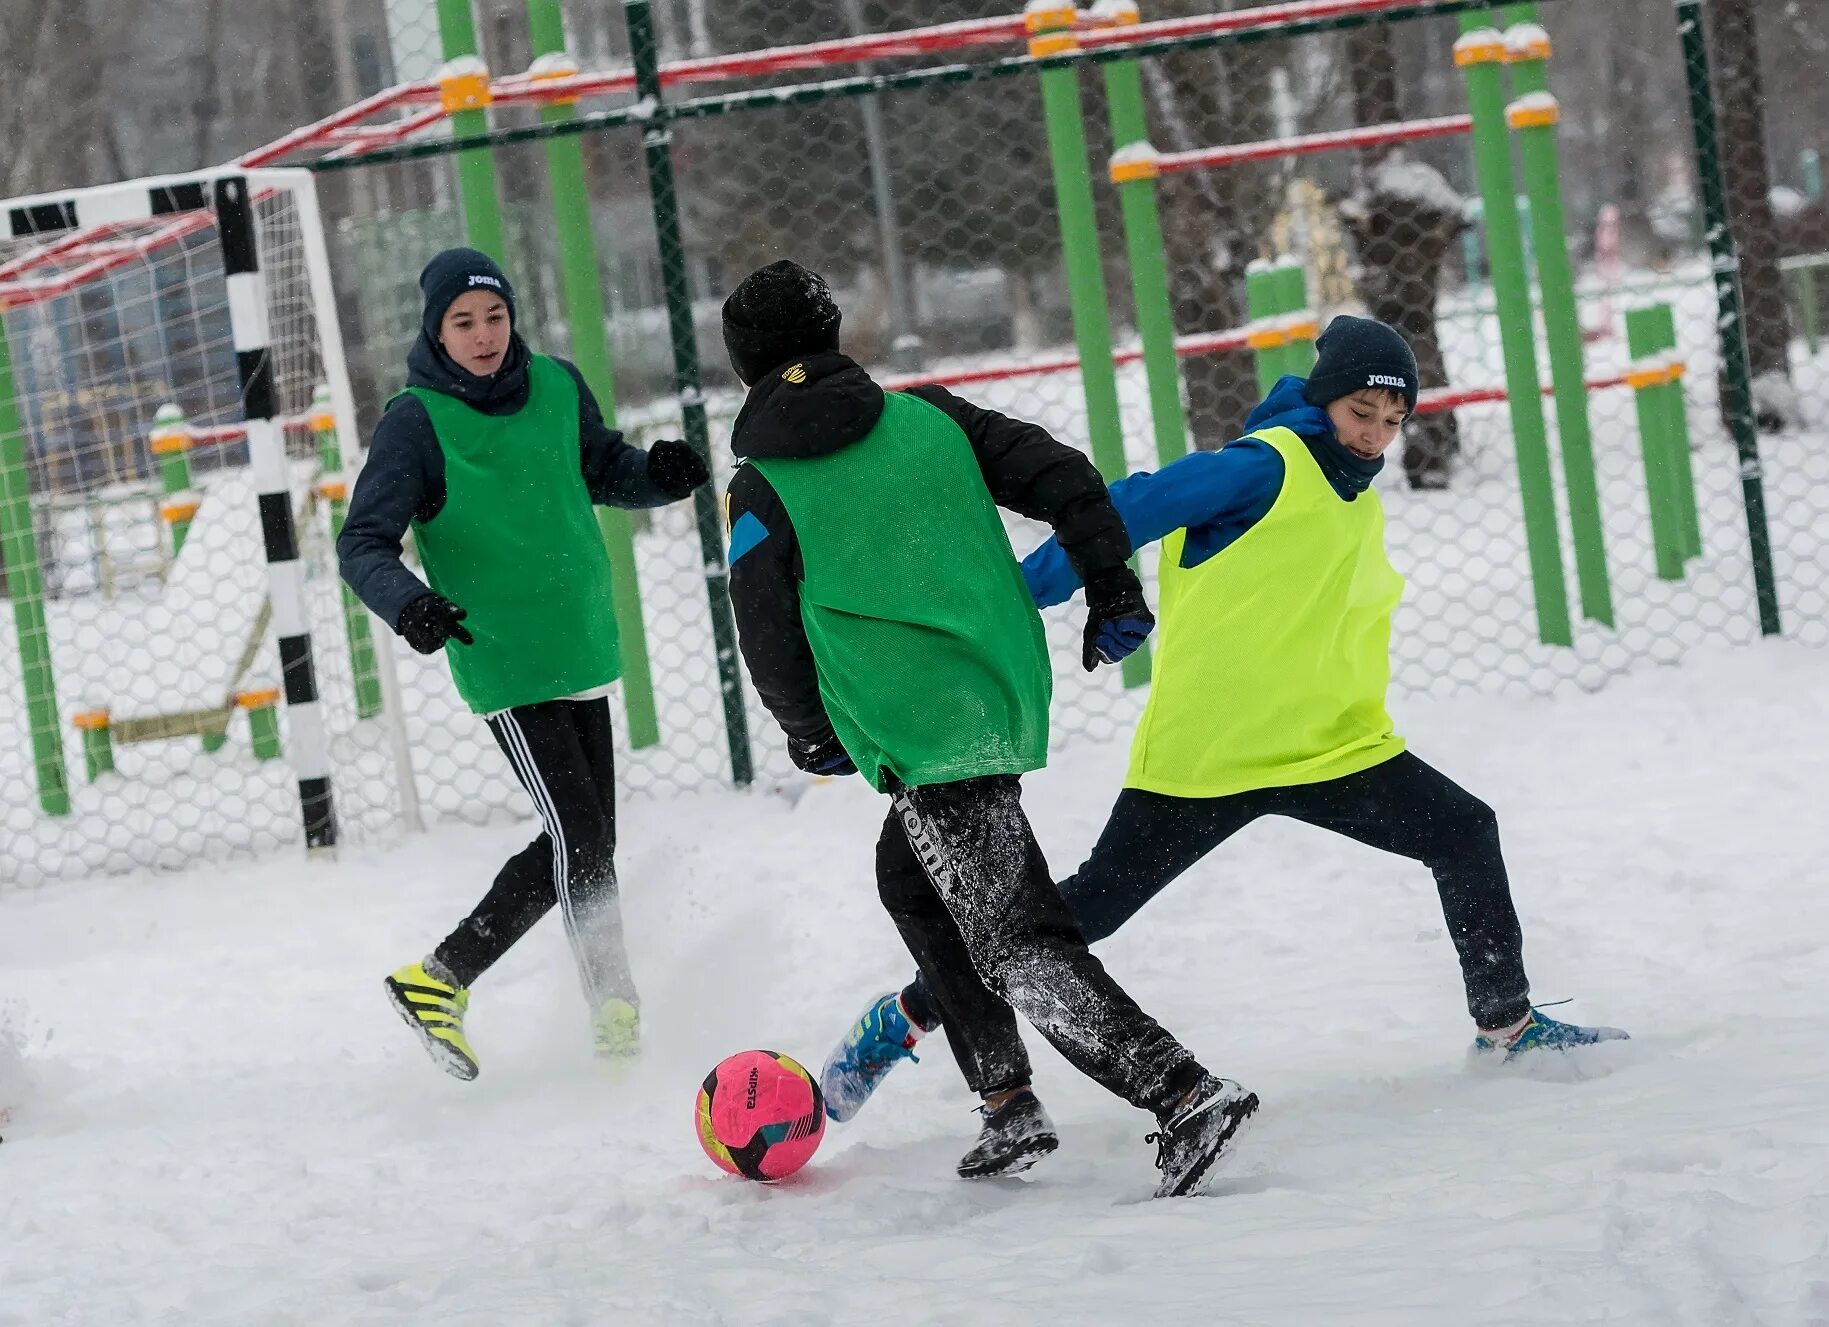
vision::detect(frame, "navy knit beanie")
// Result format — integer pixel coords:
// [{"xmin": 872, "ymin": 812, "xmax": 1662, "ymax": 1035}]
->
[
  {"xmin": 722, "ymin": 260, "xmax": 842, "ymax": 386},
  {"xmin": 1302, "ymin": 315, "xmax": 1419, "ymax": 413},
  {"xmin": 419, "ymin": 247, "xmax": 516, "ymax": 342}
]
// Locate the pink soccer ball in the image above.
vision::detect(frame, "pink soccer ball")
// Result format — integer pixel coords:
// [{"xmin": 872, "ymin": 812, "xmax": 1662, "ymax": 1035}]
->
[{"xmin": 695, "ymin": 1049, "xmax": 826, "ymax": 1181}]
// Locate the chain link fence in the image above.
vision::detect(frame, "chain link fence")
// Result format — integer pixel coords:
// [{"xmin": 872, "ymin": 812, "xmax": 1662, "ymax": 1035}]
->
[{"xmin": 3, "ymin": 0, "xmax": 1825, "ymax": 887}]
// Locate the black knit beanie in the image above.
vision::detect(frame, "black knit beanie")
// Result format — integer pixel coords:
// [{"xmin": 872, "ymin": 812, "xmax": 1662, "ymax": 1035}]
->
[
  {"xmin": 1302, "ymin": 315, "xmax": 1419, "ymax": 413},
  {"xmin": 419, "ymin": 247, "xmax": 516, "ymax": 342},
  {"xmin": 721, "ymin": 261, "xmax": 843, "ymax": 386}
]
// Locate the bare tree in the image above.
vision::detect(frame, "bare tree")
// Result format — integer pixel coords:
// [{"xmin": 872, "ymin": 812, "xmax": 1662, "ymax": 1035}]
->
[
  {"xmin": 0, "ymin": 1, "xmax": 109, "ymax": 198},
  {"xmin": 1144, "ymin": 43, "xmax": 1279, "ymax": 448},
  {"xmin": 1340, "ymin": 20, "xmax": 1463, "ymax": 489},
  {"xmin": 1704, "ymin": 0, "xmax": 1795, "ymax": 429}
]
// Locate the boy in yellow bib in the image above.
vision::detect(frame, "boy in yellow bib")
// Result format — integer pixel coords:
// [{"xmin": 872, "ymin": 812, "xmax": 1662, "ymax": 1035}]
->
[{"xmin": 821, "ymin": 317, "xmax": 1627, "ymax": 1131}]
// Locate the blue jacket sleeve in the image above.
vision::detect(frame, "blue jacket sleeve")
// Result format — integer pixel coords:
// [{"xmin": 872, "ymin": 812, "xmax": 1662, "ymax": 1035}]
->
[
  {"xmin": 562, "ymin": 360, "xmax": 674, "ymax": 509},
  {"xmin": 337, "ymin": 397, "xmax": 439, "ymax": 631},
  {"xmin": 1021, "ymin": 441, "xmax": 1284, "ymax": 608}
]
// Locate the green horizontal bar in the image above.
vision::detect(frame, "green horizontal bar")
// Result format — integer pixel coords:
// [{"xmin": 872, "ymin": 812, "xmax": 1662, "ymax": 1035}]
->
[{"xmin": 312, "ymin": 0, "xmax": 1561, "ymax": 175}]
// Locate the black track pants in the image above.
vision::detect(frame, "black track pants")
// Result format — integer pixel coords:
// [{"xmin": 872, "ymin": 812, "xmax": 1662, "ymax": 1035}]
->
[
  {"xmin": 904, "ymin": 752, "xmax": 1530, "ymax": 1035},
  {"xmin": 432, "ymin": 696, "xmax": 636, "ymax": 1009},
  {"xmin": 876, "ymin": 774, "xmax": 1204, "ymax": 1113}
]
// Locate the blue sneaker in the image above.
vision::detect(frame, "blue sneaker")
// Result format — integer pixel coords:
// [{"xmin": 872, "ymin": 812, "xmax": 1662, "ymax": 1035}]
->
[
  {"xmin": 1473, "ymin": 1007, "xmax": 1629, "ymax": 1061},
  {"xmin": 820, "ymin": 991, "xmax": 923, "ymax": 1123}
]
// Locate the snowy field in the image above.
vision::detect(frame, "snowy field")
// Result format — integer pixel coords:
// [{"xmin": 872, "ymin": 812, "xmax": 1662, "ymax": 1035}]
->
[{"xmin": 3, "ymin": 640, "xmax": 1825, "ymax": 1325}]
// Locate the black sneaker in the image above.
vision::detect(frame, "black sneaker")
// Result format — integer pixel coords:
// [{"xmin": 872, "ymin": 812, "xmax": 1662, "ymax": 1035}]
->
[
  {"xmin": 1149, "ymin": 1076, "xmax": 1258, "ymax": 1198},
  {"xmin": 957, "ymin": 1089, "xmax": 1060, "ymax": 1179}
]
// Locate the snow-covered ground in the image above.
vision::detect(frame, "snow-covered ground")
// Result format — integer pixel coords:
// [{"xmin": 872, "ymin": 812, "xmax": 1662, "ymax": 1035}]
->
[{"xmin": 3, "ymin": 641, "xmax": 1825, "ymax": 1325}]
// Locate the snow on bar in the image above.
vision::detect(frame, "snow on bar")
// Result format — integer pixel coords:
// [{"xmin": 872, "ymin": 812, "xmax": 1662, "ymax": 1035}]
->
[
  {"xmin": 1156, "ymin": 115, "xmax": 1474, "ymax": 174},
  {"xmin": 883, "ymin": 328, "xmax": 1251, "ymax": 393}
]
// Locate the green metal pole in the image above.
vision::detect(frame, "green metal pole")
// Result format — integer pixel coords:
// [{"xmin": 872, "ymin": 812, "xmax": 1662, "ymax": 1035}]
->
[
  {"xmin": 1634, "ymin": 302, "xmax": 1702, "ymax": 559},
  {"xmin": 150, "ymin": 404, "xmax": 196, "ymax": 557},
  {"xmin": 1457, "ymin": 18, "xmax": 1571, "ymax": 647},
  {"xmin": 1274, "ymin": 258, "xmax": 1316, "ymax": 378},
  {"xmin": 1103, "ymin": 57, "xmax": 1188, "ymax": 467},
  {"xmin": 1032, "ymin": 10, "xmax": 1148, "ymax": 690},
  {"xmin": 1625, "ymin": 307, "xmax": 1685, "ymax": 581},
  {"xmin": 247, "ymin": 699, "xmax": 284, "ymax": 762},
  {"xmin": 528, "ymin": 0, "xmax": 662, "ymax": 751},
  {"xmin": 1790, "ymin": 265, "xmax": 1820, "ymax": 358},
  {"xmin": 312, "ymin": 386, "xmax": 382, "ymax": 720},
  {"xmin": 1504, "ymin": 26, "xmax": 1612, "ymax": 627},
  {"xmin": 77, "ymin": 714, "xmax": 114, "ymax": 782},
  {"xmin": 1677, "ymin": 0, "xmax": 1781, "ymax": 636},
  {"xmin": 1245, "ymin": 261, "xmax": 1284, "ymax": 399},
  {"xmin": 435, "ymin": 0, "xmax": 508, "ymax": 262},
  {"xmin": 0, "ymin": 318, "xmax": 70, "ymax": 815},
  {"xmin": 1804, "ymin": 148, "xmax": 1823, "ymax": 205},
  {"xmin": 624, "ymin": 0, "xmax": 753, "ymax": 785}
]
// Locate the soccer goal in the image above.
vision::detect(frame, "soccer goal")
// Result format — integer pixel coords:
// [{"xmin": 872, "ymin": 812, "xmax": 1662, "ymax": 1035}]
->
[{"xmin": 0, "ymin": 167, "xmax": 417, "ymax": 886}]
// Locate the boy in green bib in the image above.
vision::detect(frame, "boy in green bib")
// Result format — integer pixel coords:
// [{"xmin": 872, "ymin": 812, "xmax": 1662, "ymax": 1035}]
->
[
  {"xmin": 821, "ymin": 317, "xmax": 1628, "ymax": 1146},
  {"xmin": 722, "ymin": 261, "xmax": 1256, "ymax": 1199},
  {"xmin": 339, "ymin": 249, "xmax": 709, "ymax": 1080}
]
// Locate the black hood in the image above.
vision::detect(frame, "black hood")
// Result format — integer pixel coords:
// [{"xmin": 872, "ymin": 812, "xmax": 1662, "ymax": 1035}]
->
[
  {"xmin": 729, "ymin": 353, "xmax": 885, "ymax": 461},
  {"xmin": 405, "ymin": 328, "xmax": 533, "ymax": 413}
]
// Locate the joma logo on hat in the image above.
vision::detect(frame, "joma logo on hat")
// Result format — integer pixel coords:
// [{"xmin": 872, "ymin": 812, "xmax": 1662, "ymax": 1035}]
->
[
  {"xmin": 467, "ymin": 274, "xmax": 503, "ymax": 289},
  {"xmin": 1366, "ymin": 374, "xmax": 1407, "ymax": 389},
  {"xmin": 782, "ymin": 364, "xmax": 808, "ymax": 385}
]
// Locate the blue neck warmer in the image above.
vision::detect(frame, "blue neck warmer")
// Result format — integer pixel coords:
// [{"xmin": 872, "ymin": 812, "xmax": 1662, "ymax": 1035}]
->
[{"xmin": 1243, "ymin": 375, "xmax": 1385, "ymax": 499}]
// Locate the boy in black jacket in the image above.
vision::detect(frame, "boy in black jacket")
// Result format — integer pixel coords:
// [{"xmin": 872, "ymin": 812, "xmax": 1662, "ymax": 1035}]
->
[
  {"xmin": 339, "ymin": 248, "xmax": 709, "ymax": 1079},
  {"xmin": 721, "ymin": 261, "xmax": 1256, "ymax": 1197}
]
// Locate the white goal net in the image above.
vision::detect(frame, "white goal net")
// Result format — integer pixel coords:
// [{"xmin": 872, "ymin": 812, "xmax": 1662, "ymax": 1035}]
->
[{"xmin": 0, "ymin": 168, "xmax": 412, "ymax": 887}]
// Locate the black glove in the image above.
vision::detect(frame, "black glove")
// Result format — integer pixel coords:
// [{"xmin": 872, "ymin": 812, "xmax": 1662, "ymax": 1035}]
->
[
  {"xmin": 1081, "ymin": 567, "xmax": 1155, "ymax": 672},
  {"xmin": 397, "ymin": 592, "xmax": 474, "ymax": 655},
  {"xmin": 646, "ymin": 439, "xmax": 711, "ymax": 499},
  {"xmin": 787, "ymin": 730, "xmax": 858, "ymax": 777}
]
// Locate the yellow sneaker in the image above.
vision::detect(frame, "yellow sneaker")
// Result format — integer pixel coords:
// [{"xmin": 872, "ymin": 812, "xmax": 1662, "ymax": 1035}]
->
[
  {"xmin": 593, "ymin": 997, "xmax": 641, "ymax": 1061},
  {"xmin": 384, "ymin": 961, "xmax": 479, "ymax": 1081}
]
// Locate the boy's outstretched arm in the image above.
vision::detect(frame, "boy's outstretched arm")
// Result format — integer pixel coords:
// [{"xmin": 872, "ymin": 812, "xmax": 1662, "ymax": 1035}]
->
[
  {"xmin": 725, "ymin": 465, "xmax": 851, "ymax": 773},
  {"xmin": 565, "ymin": 360, "xmax": 706, "ymax": 507},
  {"xmin": 904, "ymin": 384, "xmax": 1132, "ymax": 580},
  {"xmin": 338, "ymin": 398, "xmax": 439, "ymax": 630},
  {"xmin": 1021, "ymin": 443, "xmax": 1284, "ymax": 608}
]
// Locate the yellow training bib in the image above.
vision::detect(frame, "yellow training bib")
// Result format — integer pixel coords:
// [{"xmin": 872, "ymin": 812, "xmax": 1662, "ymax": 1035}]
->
[{"xmin": 1126, "ymin": 426, "xmax": 1406, "ymax": 798}]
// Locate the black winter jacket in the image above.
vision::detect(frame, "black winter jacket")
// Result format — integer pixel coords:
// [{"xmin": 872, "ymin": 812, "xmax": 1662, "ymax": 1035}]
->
[
  {"xmin": 724, "ymin": 353, "xmax": 1132, "ymax": 748},
  {"xmin": 338, "ymin": 330, "xmax": 674, "ymax": 630}
]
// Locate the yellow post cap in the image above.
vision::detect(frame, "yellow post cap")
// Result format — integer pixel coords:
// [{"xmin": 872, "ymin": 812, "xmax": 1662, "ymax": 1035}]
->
[
  {"xmin": 1506, "ymin": 92, "xmax": 1561, "ymax": 130},
  {"xmin": 1453, "ymin": 29, "xmax": 1507, "ymax": 66},
  {"xmin": 1109, "ymin": 143, "xmax": 1161, "ymax": 183},
  {"xmin": 1504, "ymin": 23, "xmax": 1553, "ymax": 63},
  {"xmin": 1023, "ymin": 1, "xmax": 1080, "ymax": 33},
  {"xmin": 439, "ymin": 56, "xmax": 493, "ymax": 113},
  {"xmin": 527, "ymin": 51, "xmax": 582, "ymax": 105}
]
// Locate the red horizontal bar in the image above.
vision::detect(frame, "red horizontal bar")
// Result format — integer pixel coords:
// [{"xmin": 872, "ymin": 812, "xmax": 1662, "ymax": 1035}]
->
[
  {"xmin": 239, "ymin": 83, "xmax": 429, "ymax": 169},
  {"xmin": 1157, "ymin": 114, "xmax": 1473, "ymax": 174},
  {"xmin": 1416, "ymin": 373, "xmax": 1632, "ymax": 416},
  {"xmin": 1081, "ymin": 0, "xmax": 1427, "ymax": 51},
  {"xmin": 881, "ymin": 326, "xmax": 1253, "ymax": 394},
  {"xmin": 322, "ymin": 107, "xmax": 448, "ymax": 160},
  {"xmin": 490, "ymin": 70, "xmax": 638, "ymax": 105},
  {"xmin": 666, "ymin": 16, "xmax": 1034, "ymax": 89}
]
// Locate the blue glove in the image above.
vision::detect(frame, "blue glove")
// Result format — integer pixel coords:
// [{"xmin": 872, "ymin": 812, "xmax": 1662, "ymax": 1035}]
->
[
  {"xmin": 788, "ymin": 731, "xmax": 858, "ymax": 777},
  {"xmin": 1081, "ymin": 568, "xmax": 1156, "ymax": 671}
]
